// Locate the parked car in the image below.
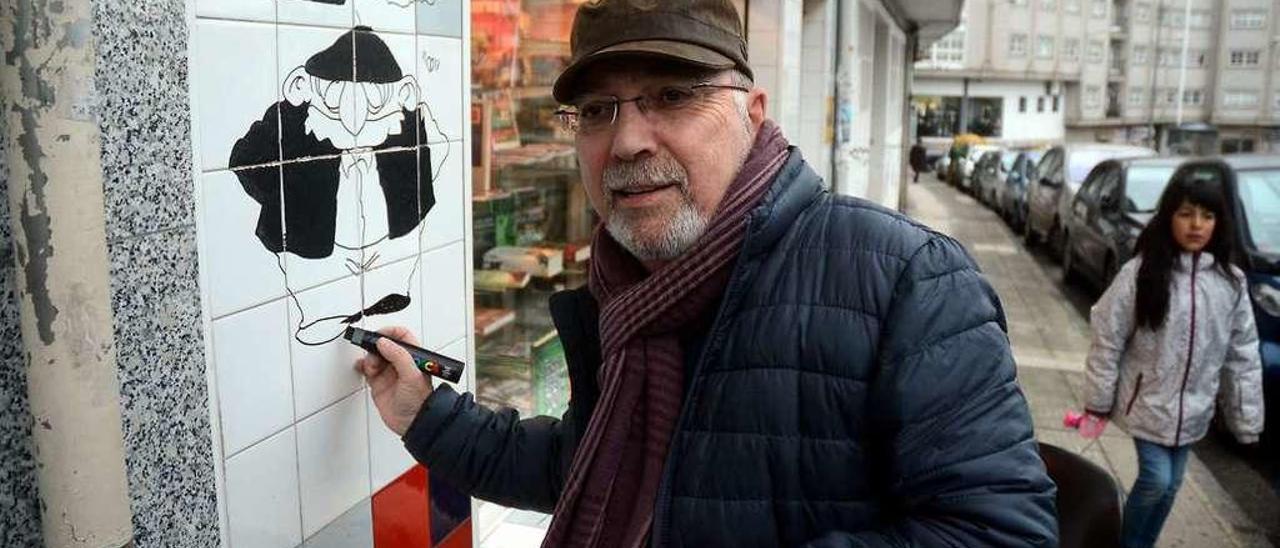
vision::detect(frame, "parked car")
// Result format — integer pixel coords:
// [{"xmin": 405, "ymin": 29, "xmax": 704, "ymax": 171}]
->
[
  {"xmin": 1025, "ymin": 143, "xmax": 1156, "ymax": 255},
  {"xmin": 959, "ymin": 144, "xmax": 1001, "ymax": 194},
  {"xmin": 1000, "ymin": 149, "xmax": 1047, "ymax": 232},
  {"xmin": 1179, "ymin": 155, "xmax": 1280, "ymax": 457},
  {"xmin": 974, "ymin": 149, "xmax": 1019, "ymax": 207},
  {"xmin": 1060, "ymin": 157, "xmax": 1183, "ymax": 288},
  {"xmin": 934, "ymin": 154, "xmax": 951, "ymax": 182}
]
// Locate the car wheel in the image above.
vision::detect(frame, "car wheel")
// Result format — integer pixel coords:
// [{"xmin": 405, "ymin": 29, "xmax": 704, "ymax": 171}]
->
[{"xmin": 1061, "ymin": 233, "xmax": 1079, "ymax": 286}]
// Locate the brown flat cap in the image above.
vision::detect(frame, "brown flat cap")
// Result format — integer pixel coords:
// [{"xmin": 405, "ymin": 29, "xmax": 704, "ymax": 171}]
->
[{"xmin": 552, "ymin": 0, "xmax": 753, "ymax": 103}]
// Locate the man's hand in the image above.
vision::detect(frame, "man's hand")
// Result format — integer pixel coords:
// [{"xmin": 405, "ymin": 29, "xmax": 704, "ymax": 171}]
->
[{"xmin": 355, "ymin": 326, "xmax": 433, "ymax": 437}]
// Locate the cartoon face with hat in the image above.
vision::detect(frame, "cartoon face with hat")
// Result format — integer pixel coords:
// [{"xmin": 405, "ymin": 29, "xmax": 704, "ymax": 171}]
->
[{"xmin": 229, "ymin": 26, "xmax": 450, "ymax": 345}]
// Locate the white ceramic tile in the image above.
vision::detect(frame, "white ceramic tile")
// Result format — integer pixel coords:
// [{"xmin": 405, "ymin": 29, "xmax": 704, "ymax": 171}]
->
[
  {"xmin": 224, "ymin": 428, "xmax": 303, "ymax": 548},
  {"xmin": 297, "ymin": 391, "xmax": 371, "ymax": 538},
  {"xmin": 289, "ymin": 275, "xmax": 365, "ymax": 419},
  {"xmin": 278, "ymin": 24, "xmax": 352, "ymax": 143},
  {"xmin": 421, "ymin": 140, "xmax": 464, "ymax": 250},
  {"xmin": 417, "ymin": 0, "xmax": 463, "ymax": 37},
  {"xmin": 200, "ymin": 171, "xmax": 289, "ymax": 318},
  {"xmin": 278, "ymin": 0, "xmax": 353, "ymax": 28},
  {"xmin": 420, "ymin": 243, "xmax": 466, "ymax": 351},
  {"xmin": 355, "ymin": 0, "xmax": 416, "ymax": 34},
  {"xmin": 357, "ymin": 30, "xmax": 419, "ymax": 149},
  {"xmin": 213, "ymin": 299, "xmax": 294, "ymax": 456},
  {"xmin": 362, "ymin": 256, "xmax": 424, "ymax": 336},
  {"xmin": 358, "ymin": 150, "xmax": 426, "ymax": 268},
  {"xmin": 366, "ymin": 388, "xmax": 416, "ymax": 491},
  {"xmin": 197, "ymin": 0, "xmax": 276, "ymax": 22},
  {"xmin": 416, "ymin": 36, "xmax": 464, "ymax": 144},
  {"xmin": 195, "ymin": 19, "xmax": 278, "ymax": 172}
]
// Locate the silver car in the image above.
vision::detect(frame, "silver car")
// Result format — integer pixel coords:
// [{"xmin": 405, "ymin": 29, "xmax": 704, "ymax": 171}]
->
[{"xmin": 1024, "ymin": 143, "xmax": 1156, "ymax": 256}]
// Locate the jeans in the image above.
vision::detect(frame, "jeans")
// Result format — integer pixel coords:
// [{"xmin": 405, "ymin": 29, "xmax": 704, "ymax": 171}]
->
[{"xmin": 1122, "ymin": 439, "xmax": 1191, "ymax": 548}]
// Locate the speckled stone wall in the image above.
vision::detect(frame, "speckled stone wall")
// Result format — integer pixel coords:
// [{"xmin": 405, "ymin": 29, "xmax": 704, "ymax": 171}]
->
[
  {"xmin": 0, "ymin": 91, "xmax": 44, "ymax": 548},
  {"xmin": 93, "ymin": 0, "xmax": 220, "ymax": 546}
]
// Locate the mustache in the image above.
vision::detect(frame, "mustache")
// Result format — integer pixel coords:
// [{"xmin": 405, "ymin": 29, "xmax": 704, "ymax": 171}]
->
[{"xmin": 602, "ymin": 156, "xmax": 689, "ymax": 192}]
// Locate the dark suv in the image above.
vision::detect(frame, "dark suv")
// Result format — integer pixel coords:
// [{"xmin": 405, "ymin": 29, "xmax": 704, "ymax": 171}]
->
[{"xmin": 1061, "ymin": 157, "xmax": 1184, "ymax": 288}]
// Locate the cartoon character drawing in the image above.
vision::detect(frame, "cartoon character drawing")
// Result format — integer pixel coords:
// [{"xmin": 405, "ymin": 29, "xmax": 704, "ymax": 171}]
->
[{"xmin": 229, "ymin": 26, "xmax": 450, "ymax": 345}]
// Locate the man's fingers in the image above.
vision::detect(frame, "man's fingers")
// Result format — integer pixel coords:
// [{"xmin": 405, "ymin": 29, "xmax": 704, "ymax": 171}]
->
[
  {"xmin": 376, "ymin": 326, "xmax": 422, "ymax": 347},
  {"xmin": 375, "ymin": 337, "xmax": 420, "ymax": 380}
]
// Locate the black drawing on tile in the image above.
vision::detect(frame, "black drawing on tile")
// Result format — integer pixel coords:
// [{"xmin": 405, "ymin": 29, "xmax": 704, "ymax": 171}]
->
[{"xmin": 229, "ymin": 26, "xmax": 452, "ymax": 346}]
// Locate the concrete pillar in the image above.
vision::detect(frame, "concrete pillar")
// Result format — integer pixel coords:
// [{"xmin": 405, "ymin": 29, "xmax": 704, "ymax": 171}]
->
[{"xmin": 0, "ymin": 1, "xmax": 135, "ymax": 547}]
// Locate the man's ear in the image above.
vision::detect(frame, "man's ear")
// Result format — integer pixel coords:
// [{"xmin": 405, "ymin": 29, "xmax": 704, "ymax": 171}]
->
[
  {"xmin": 283, "ymin": 67, "xmax": 312, "ymax": 106},
  {"xmin": 748, "ymin": 87, "xmax": 767, "ymax": 130},
  {"xmin": 394, "ymin": 76, "xmax": 419, "ymax": 111}
]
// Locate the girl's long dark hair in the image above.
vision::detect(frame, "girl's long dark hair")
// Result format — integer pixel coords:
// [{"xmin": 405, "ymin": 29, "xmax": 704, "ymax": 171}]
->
[{"xmin": 1133, "ymin": 168, "xmax": 1241, "ymax": 330}]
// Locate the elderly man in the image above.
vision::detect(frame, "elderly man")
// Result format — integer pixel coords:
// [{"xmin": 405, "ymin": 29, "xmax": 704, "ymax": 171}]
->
[{"xmin": 357, "ymin": 1, "xmax": 1058, "ymax": 546}]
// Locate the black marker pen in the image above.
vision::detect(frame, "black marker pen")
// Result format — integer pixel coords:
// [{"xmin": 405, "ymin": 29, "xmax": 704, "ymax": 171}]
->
[{"xmin": 344, "ymin": 327, "xmax": 465, "ymax": 383}]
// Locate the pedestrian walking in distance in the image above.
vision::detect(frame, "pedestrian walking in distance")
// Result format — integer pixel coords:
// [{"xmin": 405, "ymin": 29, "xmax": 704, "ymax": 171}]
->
[{"xmin": 1082, "ymin": 171, "xmax": 1265, "ymax": 548}]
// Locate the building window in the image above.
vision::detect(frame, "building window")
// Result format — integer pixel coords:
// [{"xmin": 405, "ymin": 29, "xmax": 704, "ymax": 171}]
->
[
  {"xmin": 1037, "ymin": 36, "xmax": 1056, "ymax": 59},
  {"xmin": 1182, "ymin": 89, "xmax": 1203, "ymax": 105},
  {"xmin": 1088, "ymin": 41, "xmax": 1105, "ymax": 63},
  {"xmin": 1064, "ymin": 38, "xmax": 1081, "ymax": 61},
  {"xmin": 918, "ymin": 26, "xmax": 966, "ymax": 68},
  {"xmin": 1190, "ymin": 11, "xmax": 1212, "ymax": 29},
  {"xmin": 1129, "ymin": 87, "xmax": 1145, "ymax": 106},
  {"xmin": 1092, "ymin": 0, "xmax": 1108, "ymax": 18},
  {"xmin": 1042, "ymin": 0, "xmax": 1057, "ymax": 9},
  {"xmin": 1161, "ymin": 10, "xmax": 1183, "ymax": 28},
  {"xmin": 1229, "ymin": 49, "xmax": 1261, "ymax": 67},
  {"xmin": 1230, "ymin": 10, "xmax": 1266, "ymax": 29},
  {"xmin": 1134, "ymin": 2, "xmax": 1151, "ymax": 21},
  {"xmin": 1164, "ymin": 88, "xmax": 1178, "ymax": 105},
  {"xmin": 1010, "ymin": 34, "xmax": 1029, "ymax": 57},
  {"xmin": 1223, "ymin": 90, "xmax": 1259, "ymax": 108},
  {"xmin": 1053, "ymin": 95, "xmax": 1061, "ymax": 112},
  {"xmin": 1158, "ymin": 48, "xmax": 1179, "ymax": 67},
  {"xmin": 1132, "ymin": 45, "xmax": 1148, "ymax": 64},
  {"xmin": 1066, "ymin": 0, "xmax": 1081, "ymax": 13},
  {"xmin": 1037, "ymin": 96, "xmax": 1046, "ymax": 112},
  {"xmin": 1019, "ymin": 96, "xmax": 1028, "ymax": 112},
  {"xmin": 913, "ymin": 96, "xmax": 1004, "ymax": 137}
]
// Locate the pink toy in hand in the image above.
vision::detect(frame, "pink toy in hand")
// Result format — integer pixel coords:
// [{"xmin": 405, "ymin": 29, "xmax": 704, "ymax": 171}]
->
[{"xmin": 1063, "ymin": 410, "xmax": 1108, "ymax": 439}]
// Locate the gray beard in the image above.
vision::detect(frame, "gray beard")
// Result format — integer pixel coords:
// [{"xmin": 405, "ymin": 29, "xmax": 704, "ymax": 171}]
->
[{"xmin": 606, "ymin": 199, "xmax": 709, "ymax": 262}]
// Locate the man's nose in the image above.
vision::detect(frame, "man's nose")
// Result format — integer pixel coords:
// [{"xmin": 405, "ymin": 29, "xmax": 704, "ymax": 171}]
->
[
  {"xmin": 609, "ymin": 101, "xmax": 657, "ymax": 162},
  {"xmin": 341, "ymin": 83, "xmax": 368, "ymax": 137}
]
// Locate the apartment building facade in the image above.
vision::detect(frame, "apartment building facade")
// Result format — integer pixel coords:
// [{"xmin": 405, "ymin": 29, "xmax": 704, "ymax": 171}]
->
[{"xmin": 914, "ymin": 0, "xmax": 1280, "ymax": 153}]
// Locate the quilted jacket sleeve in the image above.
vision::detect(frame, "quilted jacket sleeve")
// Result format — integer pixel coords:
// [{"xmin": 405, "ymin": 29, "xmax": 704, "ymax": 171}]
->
[
  {"xmin": 1217, "ymin": 275, "xmax": 1265, "ymax": 444},
  {"xmin": 1083, "ymin": 259, "xmax": 1139, "ymax": 415},
  {"xmin": 804, "ymin": 234, "xmax": 1057, "ymax": 548},
  {"xmin": 400, "ymin": 385, "xmax": 575, "ymax": 513}
]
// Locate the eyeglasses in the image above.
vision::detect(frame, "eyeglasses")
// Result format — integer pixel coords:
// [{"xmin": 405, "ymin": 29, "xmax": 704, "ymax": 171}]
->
[{"xmin": 555, "ymin": 83, "xmax": 751, "ymax": 135}]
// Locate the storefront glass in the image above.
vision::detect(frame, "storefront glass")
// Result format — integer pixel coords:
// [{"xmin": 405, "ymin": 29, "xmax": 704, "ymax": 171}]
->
[{"xmin": 471, "ymin": 0, "xmax": 593, "ymax": 443}]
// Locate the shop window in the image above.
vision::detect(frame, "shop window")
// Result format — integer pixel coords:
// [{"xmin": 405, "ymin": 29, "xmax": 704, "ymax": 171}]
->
[{"xmin": 471, "ymin": 0, "xmax": 594, "ymax": 429}]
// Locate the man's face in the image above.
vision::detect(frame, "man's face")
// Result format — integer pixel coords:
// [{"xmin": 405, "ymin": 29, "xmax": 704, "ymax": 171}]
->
[{"xmin": 572, "ymin": 62, "xmax": 764, "ymax": 265}]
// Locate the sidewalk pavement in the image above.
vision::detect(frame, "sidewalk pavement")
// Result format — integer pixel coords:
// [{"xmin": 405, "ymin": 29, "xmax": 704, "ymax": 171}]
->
[{"xmin": 906, "ymin": 178, "xmax": 1275, "ymax": 548}]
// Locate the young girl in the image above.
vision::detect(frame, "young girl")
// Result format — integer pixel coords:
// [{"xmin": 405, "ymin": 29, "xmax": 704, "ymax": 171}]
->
[{"xmin": 1082, "ymin": 170, "xmax": 1265, "ymax": 548}]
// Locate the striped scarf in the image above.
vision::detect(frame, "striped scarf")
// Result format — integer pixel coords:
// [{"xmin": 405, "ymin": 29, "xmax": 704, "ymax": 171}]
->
[{"xmin": 541, "ymin": 121, "xmax": 791, "ymax": 548}]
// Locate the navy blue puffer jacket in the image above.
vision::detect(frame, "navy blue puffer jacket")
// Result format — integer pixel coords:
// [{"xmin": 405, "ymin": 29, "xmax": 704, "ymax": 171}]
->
[{"xmin": 405, "ymin": 150, "xmax": 1058, "ymax": 547}]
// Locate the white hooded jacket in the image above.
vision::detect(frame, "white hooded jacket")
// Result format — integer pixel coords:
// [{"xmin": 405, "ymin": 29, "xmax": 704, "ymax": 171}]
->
[{"xmin": 1084, "ymin": 252, "xmax": 1265, "ymax": 446}]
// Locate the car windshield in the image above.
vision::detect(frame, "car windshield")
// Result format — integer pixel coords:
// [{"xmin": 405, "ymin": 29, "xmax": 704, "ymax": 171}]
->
[
  {"xmin": 1124, "ymin": 166, "xmax": 1177, "ymax": 213},
  {"xmin": 1235, "ymin": 168, "xmax": 1280, "ymax": 255},
  {"xmin": 1068, "ymin": 149, "xmax": 1150, "ymax": 186}
]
